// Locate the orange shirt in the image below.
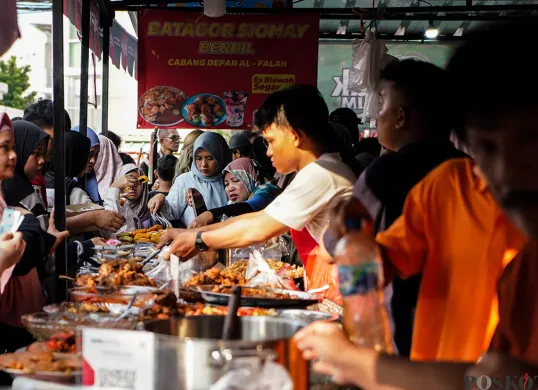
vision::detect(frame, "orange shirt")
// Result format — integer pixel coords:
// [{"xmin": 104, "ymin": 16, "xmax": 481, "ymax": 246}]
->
[{"xmin": 376, "ymin": 158, "xmax": 525, "ymax": 362}]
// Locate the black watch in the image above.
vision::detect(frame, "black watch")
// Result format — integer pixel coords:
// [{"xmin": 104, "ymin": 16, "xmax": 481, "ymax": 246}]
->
[{"xmin": 195, "ymin": 232, "xmax": 209, "ymax": 251}]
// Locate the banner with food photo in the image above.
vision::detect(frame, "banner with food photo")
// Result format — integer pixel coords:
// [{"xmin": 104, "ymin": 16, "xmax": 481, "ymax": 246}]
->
[{"xmin": 137, "ymin": 11, "xmax": 320, "ymax": 129}]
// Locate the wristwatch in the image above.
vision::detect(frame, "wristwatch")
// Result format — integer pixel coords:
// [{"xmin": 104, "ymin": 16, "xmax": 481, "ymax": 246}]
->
[{"xmin": 195, "ymin": 232, "xmax": 209, "ymax": 251}]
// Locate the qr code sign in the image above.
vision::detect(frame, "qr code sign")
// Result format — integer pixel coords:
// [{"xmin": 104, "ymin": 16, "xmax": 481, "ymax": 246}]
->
[{"xmin": 97, "ymin": 368, "xmax": 136, "ymax": 389}]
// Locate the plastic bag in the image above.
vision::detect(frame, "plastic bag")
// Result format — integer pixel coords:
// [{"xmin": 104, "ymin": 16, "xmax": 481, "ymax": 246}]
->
[
  {"xmin": 210, "ymin": 360, "xmax": 293, "ymax": 390},
  {"xmin": 245, "ymin": 251, "xmax": 294, "ymax": 290},
  {"xmin": 349, "ymin": 30, "xmax": 388, "ymax": 93}
]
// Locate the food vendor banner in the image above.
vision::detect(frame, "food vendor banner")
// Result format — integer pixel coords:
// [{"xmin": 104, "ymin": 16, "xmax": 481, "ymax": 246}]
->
[{"xmin": 137, "ymin": 11, "xmax": 320, "ymax": 129}]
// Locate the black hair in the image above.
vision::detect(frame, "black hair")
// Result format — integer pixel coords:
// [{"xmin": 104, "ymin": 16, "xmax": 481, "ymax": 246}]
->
[
  {"xmin": 23, "ymin": 98, "xmax": 72, "ymax": 132},
  {"xmin": 254, "ymin": 85, "xmax": 363, "ymax": 177},
  {"xmin": 231, "ymin": 144, "xmax": 251, "ymax": 157},
  {"xmin": 355, "ymin": 137, "xmax": 381, "ymax": 157},
  {"xmin": 10, "ymin": 117, "xmax": 22, "ymax": 122},
  {"xmin": 380, "ymin": 59, "xmax": 450, "ymax": 136},
  {"xmin": 157, "ymin": 154, "xmax": 178, "ymax": 182},
  {"xmin": 105, "ymin": 130, "xmax": 122, "ymax": 150},
  {"xmin": 120, "ymin": 152, "xmax": 135, "ymax": 165},
  {"xmin": 254, "ymin": 85, "xmax": 329, "ymax": 147},
  {"xmin": 446, "ymin": 20, "xmax": 538, "ymax": 141}
]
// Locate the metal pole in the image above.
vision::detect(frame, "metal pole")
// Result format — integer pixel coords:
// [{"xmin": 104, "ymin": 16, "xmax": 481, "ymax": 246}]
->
[
  {"xmin": 101, "ymin": 16, "xmax": 110, "ymax": 137},
  {"xmin": 79, "ymin": 0, "xmax": 90, "ymax": 137},
  {"xmin": 52, "ymin": 0, "xmax": 67, "ymax": 302}
]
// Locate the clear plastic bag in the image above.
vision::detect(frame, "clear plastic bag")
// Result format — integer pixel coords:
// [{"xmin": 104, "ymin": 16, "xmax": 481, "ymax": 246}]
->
[
  {"xmin": 245, "ymin": 251, "xmax": 294, "ymax": 290},
  {"xmin": 349, "ymin": 30, "xmax": 388, "ymax": 93},
  {"xmin": 210, "ymin": 360, "xmax": 293, "ymax": 390}
]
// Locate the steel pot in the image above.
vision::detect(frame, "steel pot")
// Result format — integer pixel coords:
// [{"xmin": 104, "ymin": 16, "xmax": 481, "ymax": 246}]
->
[{"xmin": 144, "ymin": 316, "xmax": 308, "ymax": 390}]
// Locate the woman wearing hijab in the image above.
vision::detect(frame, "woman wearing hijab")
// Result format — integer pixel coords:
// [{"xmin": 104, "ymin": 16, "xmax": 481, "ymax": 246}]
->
[
  {"xmin": 71, "ymin": 125, "xmax": 101, "ymax": 203},
  {"xmin": 174, "ymin": 129, "xmax": 203, "ymax": 181},
  {"xmin": 149, "ymin": 132, "xmax": 231, "ymax": 227},
  {"xmin": 94, "ymin": 134, "xmax": 123, "ymax": 200},
  {"xmin": 2, "ymin": 120, "xmax": 50, "ymax": 230},
  {"xmin": 189, "ymin": 157, "xmax": 281, "ymax": 228},
  {"xmin": 113, "ymin": 164, "xmax": 151, "ymax": 231},
  {"xmin": 0, "ymin": 117, "xmax": 57, "ymax": 353}
]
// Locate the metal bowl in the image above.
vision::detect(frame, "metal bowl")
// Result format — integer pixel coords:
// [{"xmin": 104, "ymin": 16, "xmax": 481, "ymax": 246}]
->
[{"xmin": 278, "ymin": 309, "xmax": 340, "ymax": 325}]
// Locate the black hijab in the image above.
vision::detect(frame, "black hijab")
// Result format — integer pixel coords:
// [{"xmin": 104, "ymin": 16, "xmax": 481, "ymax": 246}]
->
[
  {"xmin": 2, "ymin": 120, "xmax": 49, "ymax": 206},
  {"xmin": 45, "ymin": 131, "xmax": 91, "ymax": 205}
]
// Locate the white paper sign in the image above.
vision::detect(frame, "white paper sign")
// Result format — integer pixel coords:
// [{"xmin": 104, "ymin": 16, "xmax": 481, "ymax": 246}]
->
[{"xmin": 82, "ymin": 328, "xmax": 155, "ymax": 390}]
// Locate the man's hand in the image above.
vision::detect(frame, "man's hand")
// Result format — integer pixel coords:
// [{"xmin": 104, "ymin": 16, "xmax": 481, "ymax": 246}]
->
[
  {"xmin": 148, "ymin": 193, "xmax": 166, "ymax": 215},
  {"xmin": 112, "ymin": 175, "xmax": 137, "ymax": 191},
  {"xmin": 293, "ymin": 321, "xmax": 369, "ymax": 386},
  {"xmin": 468, "ymin": 352, "xmax": 537, "ymax": 379},
  {"xmin": 167, "ymin": 230, "xmax": 199, "ymax": 261},
  {"xmin": 91, "ymin": 237, "xmax": 107, "ymax": 246},
  {"xmin": 156, "ymin": 228, "xmax": 183, "ymax": 248},
  {"xmin": 0, "ymin": 232, "xmax": 26, "ymax": 273},
  {"xmin": 93, "ymin": 210, "xmax": 125, "ymax": 232},
  {"xmin": 189, "ymin": 211, "xmax": 214, "ymax": 229},
  {"xmin": 48, "ymin": 210, "xmax": 70, "ymax": 254}
]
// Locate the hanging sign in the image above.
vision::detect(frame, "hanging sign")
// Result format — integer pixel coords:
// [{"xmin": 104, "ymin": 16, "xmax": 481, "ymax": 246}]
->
[{"xmin": 137, "ymin": 11, "xmax": 320, "ymax": 129}]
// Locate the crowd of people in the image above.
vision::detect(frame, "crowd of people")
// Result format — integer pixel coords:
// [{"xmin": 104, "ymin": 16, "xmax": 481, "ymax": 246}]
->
[{"xmin": 0, "ymin": 19, "xmax": 537, "ymax": 388}]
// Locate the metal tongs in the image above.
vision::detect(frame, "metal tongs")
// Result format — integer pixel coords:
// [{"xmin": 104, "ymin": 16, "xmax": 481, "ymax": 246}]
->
[{"xmin": 142, "ymin": 247, "xmax": 162, "ymax": 266}]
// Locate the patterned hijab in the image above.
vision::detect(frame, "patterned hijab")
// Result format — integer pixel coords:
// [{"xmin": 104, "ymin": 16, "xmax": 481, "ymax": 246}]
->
[
  {"xmin": 223, "ymin": 157, "xmax": 258, "ymax": 196},
  {"xmin": 95, "ymin": 134, "xmax": 123, "ymax": 199},
  {"xmin": 118, "ymin": 164, "xmax": 150, "ymax": 231},
  {"xmin": 0, "ymin": 113, "xmax": 14, "ymax": 216}
]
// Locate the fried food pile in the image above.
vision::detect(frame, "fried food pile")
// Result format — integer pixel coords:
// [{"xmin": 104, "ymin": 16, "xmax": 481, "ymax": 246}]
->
[
  {"xmin": 212, "ymin": 286, "xmax": 294, "ymax": 300},
  {"xmin": 60, "ymin": 302, "xmax": 109, "ymax": 314},
  {"xmin": 185, "ymin": 260, "xmax": 304, "ymax": 288},
  {"xmin": 0, "ymin": 351, "xmax": 80, "ymax": 374},
  {"xmin": 139, "ymin": 291, "xmax": 276, "ymax": 321},
  {"xmin": 76, "ymin": 259, "xmax": 156, "ymax": 289},
  {"xmin": 116, "ymin": 224, "xmax": 165, "ymax": 244}
]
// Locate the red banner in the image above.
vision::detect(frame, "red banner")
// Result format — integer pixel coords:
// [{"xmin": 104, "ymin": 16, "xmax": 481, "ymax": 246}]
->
[{"xmin": 137, "ymin": 11, "xmax": 320, "ymax": 129}]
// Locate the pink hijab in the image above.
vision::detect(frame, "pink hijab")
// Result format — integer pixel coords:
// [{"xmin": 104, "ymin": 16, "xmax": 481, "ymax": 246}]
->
[
  {"xmin": 0, "ymin": 113, "xmax": 44, "ymax": 325},
  {"xmin": 95, "ymin": 134, "xmax": 123, "ymax": 199}
]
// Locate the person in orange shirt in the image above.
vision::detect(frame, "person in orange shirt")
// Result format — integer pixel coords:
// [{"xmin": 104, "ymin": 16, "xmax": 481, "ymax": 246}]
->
[{"xmin": 319, "ymin": 157, "xmax": 525, "ymax": 362}]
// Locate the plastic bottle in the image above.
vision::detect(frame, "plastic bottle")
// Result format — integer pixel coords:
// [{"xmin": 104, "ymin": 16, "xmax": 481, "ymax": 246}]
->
[{"xmin": 334, "ymin": 231, "xmax": 393, "ymax": 353}]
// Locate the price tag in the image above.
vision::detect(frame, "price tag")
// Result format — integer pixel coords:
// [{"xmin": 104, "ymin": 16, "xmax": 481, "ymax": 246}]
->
[{"xmin": 82, "ymin": 328, "xmax": 155, "ymax": 390}]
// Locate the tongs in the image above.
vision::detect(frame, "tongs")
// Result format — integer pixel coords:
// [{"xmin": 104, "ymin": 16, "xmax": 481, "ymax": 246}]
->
[
  {"xmin": 153, "ymin": 212, "xmax": 172, "ymax": 229},
  {"xmin": 142, "ymin": 248, "xmax": 162, "ymax": 266}
]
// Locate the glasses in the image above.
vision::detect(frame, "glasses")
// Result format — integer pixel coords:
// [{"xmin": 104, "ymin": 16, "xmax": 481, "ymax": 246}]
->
[{"xmin": 166, "ymin": 135, "xmax": 180, "ymax": 142}]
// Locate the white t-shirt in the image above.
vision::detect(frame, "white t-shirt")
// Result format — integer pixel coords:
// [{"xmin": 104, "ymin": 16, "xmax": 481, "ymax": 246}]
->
[{"xmin": 265, "ymin": 153, "xmax": 356, "ymax": 243}]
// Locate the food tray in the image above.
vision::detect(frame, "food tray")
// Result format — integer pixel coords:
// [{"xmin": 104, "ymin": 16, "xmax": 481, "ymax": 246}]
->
[
  {"xmin": 68, "ymin": 286, "xmax": 158, "ymax": 306},
  {"xmin": 192, "ymin": 286, "xmax": 321, "ymax": 308},
  {"xmin": 2, "ymin": 368, "xmax": 82, "ymax": 384},
  {"xmin": 43, "ymin": 302, "xmax": 143, "ymax": 316},
  {"xmin": 277, "ymin": 309, "xmax": 340, "ymax": 324},
  {"xmin": 21, "ymin": 312, "xmax": 138, "ymax": 341}
]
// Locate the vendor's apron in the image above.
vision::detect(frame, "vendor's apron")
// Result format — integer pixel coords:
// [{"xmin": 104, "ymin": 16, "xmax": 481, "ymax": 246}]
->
[{"xmin": 290, "ymin": 228, "xmax": 342, "ymax": 305}]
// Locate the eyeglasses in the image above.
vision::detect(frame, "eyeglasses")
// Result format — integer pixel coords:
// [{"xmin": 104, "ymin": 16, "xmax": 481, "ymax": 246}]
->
[{"xmin": 166, "ymin": 135, "xmax": 180, "ymax": 142}]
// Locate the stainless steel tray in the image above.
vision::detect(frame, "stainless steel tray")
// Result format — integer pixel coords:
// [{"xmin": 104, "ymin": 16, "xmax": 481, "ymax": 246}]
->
[{"xmin": 192, "ymin": 285, "xmax": 321, "ymax": 308}]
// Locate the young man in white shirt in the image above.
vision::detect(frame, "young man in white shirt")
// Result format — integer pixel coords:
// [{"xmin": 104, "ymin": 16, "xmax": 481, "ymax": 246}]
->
[{"xmin": 158, "ymin": 85, "xmax": 358, "ymax": 298}]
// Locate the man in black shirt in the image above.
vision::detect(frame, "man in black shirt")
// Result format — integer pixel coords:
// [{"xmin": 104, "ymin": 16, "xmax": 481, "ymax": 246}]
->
[
  {"xmin": 323, "ymin": 59, "xmax": 466, "ymax": 357},
  {"xmin": 149, "ymin": 154, "xmax": 178, "ymax": 199}
]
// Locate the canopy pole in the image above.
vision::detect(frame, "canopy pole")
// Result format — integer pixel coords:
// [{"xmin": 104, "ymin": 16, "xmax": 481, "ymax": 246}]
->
[
  {"xmin": 79, "ymin": 0, "xmax": 90, "ymax": 137},
  {"xmin": 52, "ymin": 0, "xmax": 67, "ymax": 302},
  {"xmin": 101, "ymin": 15, "xmax": 110, "ymax": 138}
]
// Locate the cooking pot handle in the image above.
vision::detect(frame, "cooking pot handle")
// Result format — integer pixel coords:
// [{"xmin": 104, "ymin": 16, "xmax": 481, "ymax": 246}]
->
[{"xmin": 209, "ymin": 348, "xmax": 276, "ymax": 368}]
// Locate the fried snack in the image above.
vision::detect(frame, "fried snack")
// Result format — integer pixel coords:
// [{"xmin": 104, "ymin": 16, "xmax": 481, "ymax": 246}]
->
[
  {"xmin": 76, "ymin": 259, "xmax": 155, "ymax": 289},
  {"xmin": 118, "ymin": 236, "xmax": 134, "ymax": 243},
  {"xmin": 116, "ymin": 232, "xmax": 132, "ymax": 239},
  {"xmin": 147, "ymin": 224, "xmax": 163, "ymax": 232},
  {"xmin": 184, "ymin": 259, "xmax": 303, "ymax": 288},
  {"xmin": 132, "ymin": 229, "xmax": 148, "ymax": 235},
  {"xmin": 213, "ymin": 286, "xmax": 294, "ymax": 300},
  {"xmin": 0, "ymin": 351, "xmax": 81, "ymax": 373}
]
